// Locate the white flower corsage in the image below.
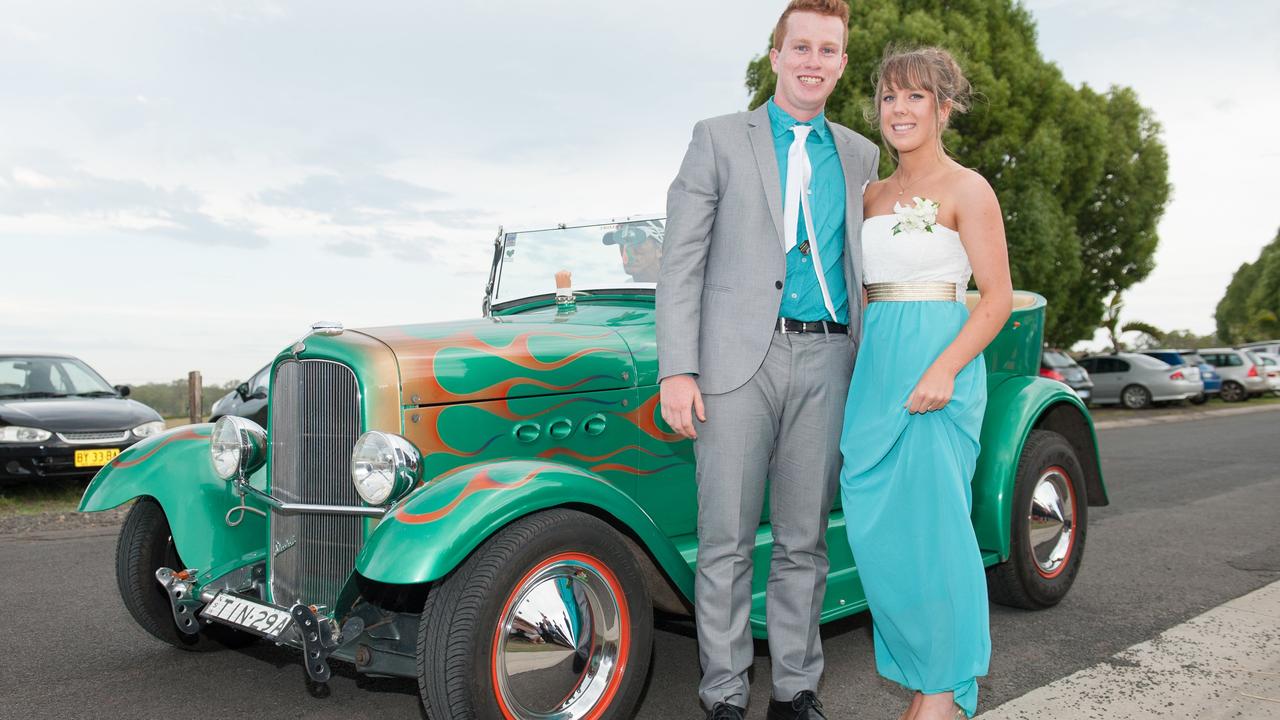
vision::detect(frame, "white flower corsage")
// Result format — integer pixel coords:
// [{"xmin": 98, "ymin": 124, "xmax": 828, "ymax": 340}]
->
[{"xmin": 891, "ymin": 197, "xmax": 940, "ymax": 235}]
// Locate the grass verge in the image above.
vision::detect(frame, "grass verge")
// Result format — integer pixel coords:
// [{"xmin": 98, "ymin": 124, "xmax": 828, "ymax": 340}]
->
[{"xmin": 0, "ymin": 477, "xmax": 89, "ymax": 516}]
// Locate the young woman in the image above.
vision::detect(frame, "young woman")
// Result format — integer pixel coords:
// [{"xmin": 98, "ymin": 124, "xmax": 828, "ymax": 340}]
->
[{"xmin": 840, "ymin": 47, "xmax": 1012, "ymax": 720}]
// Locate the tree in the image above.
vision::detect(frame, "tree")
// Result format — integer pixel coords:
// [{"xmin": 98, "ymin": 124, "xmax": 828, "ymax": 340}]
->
[
  {"xmin": 1154, "ymin": 327, "xmax": 1222, "ymax": 350},
  {"xmin": 1216, "ymin": 228, "xmax": 1280, "ymax": 343},
  {"xmin": 129, "ymin": 378, "xmax": 242, "ymax": 418},
  {"xmin": 1101, "ymin": 291, "xmax": 1124, "ymax": 353},
  {"xmin": 1121, "ymin": 320, "xmax": 1164, "ymax": 350},
  {"xmin": 744, "ymin": 0, "xmax": 1170, "ymax": 346}
]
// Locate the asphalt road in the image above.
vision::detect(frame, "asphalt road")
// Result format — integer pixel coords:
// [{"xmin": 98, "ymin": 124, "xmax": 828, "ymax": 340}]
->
[{"xmin": 3, "ymin": 410, "xmax": 1278, "ymax": 719}]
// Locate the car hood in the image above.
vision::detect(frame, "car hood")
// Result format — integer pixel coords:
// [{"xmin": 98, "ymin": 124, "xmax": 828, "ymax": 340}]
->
[
  {"xmin": 0, "ymin": 397, "xmax": 162, "ymax": 431},
  {"xmin": 210, "ymin": 389, "xmax": 238, "ymax": 416},
  {"xmin": 358, "ymin": 313, "xmax": 639, "ymax": 406}
]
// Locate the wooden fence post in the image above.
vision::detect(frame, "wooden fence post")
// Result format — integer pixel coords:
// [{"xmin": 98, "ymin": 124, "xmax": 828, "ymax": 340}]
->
[{"xmin": 188, "ymin": 371, "xmax": 203, "ymax": 425}]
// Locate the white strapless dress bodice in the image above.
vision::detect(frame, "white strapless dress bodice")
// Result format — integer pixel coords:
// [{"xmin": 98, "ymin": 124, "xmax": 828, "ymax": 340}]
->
[{"xmin": 861, "ymin": 214, "xmax": 972, "ymax": 301}]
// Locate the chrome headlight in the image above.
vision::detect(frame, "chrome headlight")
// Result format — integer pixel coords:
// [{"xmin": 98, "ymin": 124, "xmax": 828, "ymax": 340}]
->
[
  {"xmin": 132, "ymin": 420, "xmax": 166, "ymax": 438},
  {"xmin": 210, "ymin": 416, "xmax": 267, "ymax": 481},
  {"xmin": 350, "ymin": 431, "xmax": 421, "ymax": 505},
  {"xmin": 0, "ymin": 426, "xmax": 52, "ymax": 443}
]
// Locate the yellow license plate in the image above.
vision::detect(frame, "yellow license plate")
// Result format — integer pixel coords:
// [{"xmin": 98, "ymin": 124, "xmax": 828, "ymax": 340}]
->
[{"xmin": 74, "ymin": 448, "xmax": 120, "ymax": 467}]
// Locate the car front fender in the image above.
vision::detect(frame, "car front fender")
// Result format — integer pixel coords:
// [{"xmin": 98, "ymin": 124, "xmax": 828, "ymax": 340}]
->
[
  {"xmin": 78, "ymin": 424, "xmax": 269, "ymax": 582},
  {"xmin": 973, "ymin": 374, "xmax": 1106, "ymax": 561},
  {"xmin": 356, "ymin": 460, "xmax": 691, "ymax": 597}
]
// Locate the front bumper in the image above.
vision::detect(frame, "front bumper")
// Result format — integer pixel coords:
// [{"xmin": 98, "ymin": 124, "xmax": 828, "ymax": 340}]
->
[
  {"xmin": 0, "ymin": 437, "xmax": 139, "ymax": 482},
  {"xmin": 157, "ymin": 564, "xmax": 352, "ymax": 682},
  {"xmin": 156, "ymin": 558, "xmax": 419, "ymax": 684}
]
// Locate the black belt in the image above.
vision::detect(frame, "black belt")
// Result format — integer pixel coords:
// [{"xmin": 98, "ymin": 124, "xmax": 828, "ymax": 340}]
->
[{"xmin": 776, "ymin": 318, "xmax": 848, "ymax": 334}]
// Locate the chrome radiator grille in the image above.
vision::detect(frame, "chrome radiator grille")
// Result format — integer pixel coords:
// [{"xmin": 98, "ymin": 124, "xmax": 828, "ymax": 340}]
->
[{"xmin": 268, "ymin": 359, "xmax": 364, "ymax": 609}]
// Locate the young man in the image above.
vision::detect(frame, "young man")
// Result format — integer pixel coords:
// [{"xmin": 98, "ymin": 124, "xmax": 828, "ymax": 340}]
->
[{"xmin": 655, "ymin": 2, "xmax": 878, "ymax": 718}]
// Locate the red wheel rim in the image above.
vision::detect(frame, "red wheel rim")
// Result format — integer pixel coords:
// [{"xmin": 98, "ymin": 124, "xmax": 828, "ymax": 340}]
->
[
  {"xmin": 490, "ymin": 552, "xmax": 631, "ymax": 719},
  {"xmin": 1029, "ymin": 465, "xmax": 1077, "ymax": 579}
]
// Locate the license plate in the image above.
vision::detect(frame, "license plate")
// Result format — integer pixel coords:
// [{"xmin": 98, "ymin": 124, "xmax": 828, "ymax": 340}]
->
[
  {"xmin": 201, "ymin": 593, "xmax": 292, "ymax": 637},
  {"xmin": 74, "ymin": 448, "xmax": 120, "ymax": 467}
]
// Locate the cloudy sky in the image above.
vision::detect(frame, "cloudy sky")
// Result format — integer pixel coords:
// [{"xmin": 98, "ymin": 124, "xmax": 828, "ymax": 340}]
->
[{"xmin": 3, "ymin": 1, "xmax": 1277, "ymax": 384}]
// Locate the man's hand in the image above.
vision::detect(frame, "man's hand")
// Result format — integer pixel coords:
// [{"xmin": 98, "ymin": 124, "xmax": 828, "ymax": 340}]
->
[{"xmin": 660, "ymin": 374, "xmax": 706, "ymax": 439}]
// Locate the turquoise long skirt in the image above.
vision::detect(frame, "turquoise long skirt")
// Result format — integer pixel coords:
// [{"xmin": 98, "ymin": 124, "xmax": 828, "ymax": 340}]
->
[{"xmin": 839, "ymin": 300, "xmax": 991, "ymax": 717}]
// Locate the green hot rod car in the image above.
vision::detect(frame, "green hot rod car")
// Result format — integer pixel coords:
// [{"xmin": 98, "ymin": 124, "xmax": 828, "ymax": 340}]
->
[{"xmin": 80, "ymin": 217, "xmax": 1106, "ymax": 719}]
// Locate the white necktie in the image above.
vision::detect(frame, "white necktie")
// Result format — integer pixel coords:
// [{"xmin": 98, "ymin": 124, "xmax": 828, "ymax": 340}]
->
[{"xmin": 783, "ymin": 124, "xmax": 838, "ymax": 321}]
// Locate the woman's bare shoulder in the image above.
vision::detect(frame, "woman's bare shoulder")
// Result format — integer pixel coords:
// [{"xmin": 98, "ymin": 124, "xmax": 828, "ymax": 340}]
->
[
  {"xmin": 947, "ymin": 166, "xmax": 998, "ymax": 209},
  {"xmin": 863, "ymin": 177, "xmax": 894, "ymax": 209}
]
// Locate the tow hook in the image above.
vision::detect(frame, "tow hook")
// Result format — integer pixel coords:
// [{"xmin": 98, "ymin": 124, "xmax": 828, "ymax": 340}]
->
[{"xmin": 156, "ymin": 567, "xmax": 202, "ymax": 636}]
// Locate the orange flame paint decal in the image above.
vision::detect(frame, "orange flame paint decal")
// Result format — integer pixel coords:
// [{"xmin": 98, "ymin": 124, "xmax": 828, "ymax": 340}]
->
[
  {"xmin": 478, "ymin": 395, "xmax": 623, "ymax": 423},
  {"xmin": 373, "ymin": 325, "xmax": 633, "ymax": 405},
  {"xmin": 112, "ymin": 428, "xmax": 207, "ymax": 469},
  {"xmin": 620, "ymin": 391, "xmax": 683, "ymax": 443},
  {"xmin": 590, "ymin": 462, "xmax": 684, "ymax": 476},
  {"xmin": 394, "ymin": 466, "xmax": 547, "ymax": 525},
  {"xmin": 538, "ymin": 445, "xmax": 677, "ymax": 463}
]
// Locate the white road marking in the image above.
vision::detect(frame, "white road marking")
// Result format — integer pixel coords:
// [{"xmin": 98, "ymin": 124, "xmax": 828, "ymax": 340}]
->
[{"xmin": 978, "ymin": 580, "xmax": 1280, "ymax": 719}]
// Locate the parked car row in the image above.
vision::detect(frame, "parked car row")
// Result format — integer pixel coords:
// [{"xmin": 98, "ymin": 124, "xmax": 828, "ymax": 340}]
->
[{"xmin": 1039, "ymin": 341, "xmax": 1280, "ymax": 410}]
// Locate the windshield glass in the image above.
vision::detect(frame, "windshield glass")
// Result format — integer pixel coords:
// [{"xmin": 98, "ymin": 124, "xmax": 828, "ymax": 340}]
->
[
  {"xmin": 493, "ymin": 217, "xmax": 664, "ymax": 305},
  {"xmin": 0, "ymin": 356, "xmax": 116, "ymax": 398},
  {"xmin": 1042, "ymin": 351, "xmax": 1075, "ymax": 368},
  {"xmin": 1147, "ymin": 352, "xmax": 1184, "ymax": 366},
  {"xmin": 1130, "ymin": 354, "xmax": 1170, "ymax": 370}
]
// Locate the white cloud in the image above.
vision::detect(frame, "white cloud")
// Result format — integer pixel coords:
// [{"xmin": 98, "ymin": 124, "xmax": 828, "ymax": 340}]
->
[{"xmin": 5, "ymin": 0, "xmax": 1269, "ymax": 382}]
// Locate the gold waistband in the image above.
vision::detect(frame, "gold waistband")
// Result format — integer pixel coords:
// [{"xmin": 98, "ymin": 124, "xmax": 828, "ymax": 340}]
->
[{"xmin": 865, "ymin": 281, "xmax": 960, "ymax": 302}]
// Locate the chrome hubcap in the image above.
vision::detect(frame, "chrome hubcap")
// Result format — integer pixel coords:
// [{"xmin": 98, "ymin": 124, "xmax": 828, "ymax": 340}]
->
[
  {"xmin": 1122, "ymin": 386, "xmax": 1147, "ymax": 407},
  {"xmin": 494, "ymin": 556, "xmax": 625, "ymax": 719},
  {"xmin": 1029, "ymin": 467, "xmax": 1075, "ymax": 577}
]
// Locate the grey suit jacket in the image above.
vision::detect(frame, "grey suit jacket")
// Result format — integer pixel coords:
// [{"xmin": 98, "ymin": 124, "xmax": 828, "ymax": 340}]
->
[{"xmin": 656, "ymin": 104, "xmax": 880, "ymax": 395}]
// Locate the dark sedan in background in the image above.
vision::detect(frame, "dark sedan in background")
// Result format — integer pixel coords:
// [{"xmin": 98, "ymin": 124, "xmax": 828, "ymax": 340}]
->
[
  {"xmin": 208, "ymin": 362, "xmax": 270, "ymax": 426},
  {"xmin": 0, "ymin": 354, "xmax": 165, "ymax": 483},
  {"xmin": 1040, "ymin": 349, "xmax": 1094, "ymax": 403}
]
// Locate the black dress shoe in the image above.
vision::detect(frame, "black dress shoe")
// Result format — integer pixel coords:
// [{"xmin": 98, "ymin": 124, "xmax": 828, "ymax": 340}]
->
[
  {"xmin": 766, "ymin": 690, "xmax": 827, "ymax": 720},
  {"xmin": 706, "ymin": 701, "xmax": 746, "ymax": 719}
]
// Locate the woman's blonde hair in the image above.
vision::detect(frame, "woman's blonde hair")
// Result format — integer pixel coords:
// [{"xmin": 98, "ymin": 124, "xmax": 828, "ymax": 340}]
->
[{"xmin": 866, "ymin": 46, "xmax": 972, "ymax": 157}]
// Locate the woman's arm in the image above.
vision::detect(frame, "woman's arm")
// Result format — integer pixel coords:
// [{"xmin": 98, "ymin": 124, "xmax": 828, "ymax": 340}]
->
[{"xmin": 905, "ymin": 170, "xmax": 1013, "ymax": 414}]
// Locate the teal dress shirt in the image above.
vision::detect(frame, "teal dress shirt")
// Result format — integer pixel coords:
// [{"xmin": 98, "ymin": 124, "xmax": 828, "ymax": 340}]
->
[{"xmin": 767, "ymin": 97, "xmax": 848, "ymax": 324}]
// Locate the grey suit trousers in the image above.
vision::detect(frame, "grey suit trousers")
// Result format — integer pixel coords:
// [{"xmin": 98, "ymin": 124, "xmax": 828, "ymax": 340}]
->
[{"xmin": 694, "ymin": 329, "xmax": 855, "ymax": 707}]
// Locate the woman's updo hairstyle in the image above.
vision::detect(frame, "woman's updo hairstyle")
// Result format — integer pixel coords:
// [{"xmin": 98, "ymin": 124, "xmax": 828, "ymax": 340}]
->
[{"xmin": 866, "ymin": 45, "xmax": 972, "ymax": 154}]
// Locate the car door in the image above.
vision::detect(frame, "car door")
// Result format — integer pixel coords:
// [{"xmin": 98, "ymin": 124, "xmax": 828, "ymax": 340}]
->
[
  {"xmin": 1109, "ymin": 358, "xmax": 1134, "ymax": 397},
  {"xmin": 1082, "ymin": 358, "xmax": 1116, "ymax": 403}
]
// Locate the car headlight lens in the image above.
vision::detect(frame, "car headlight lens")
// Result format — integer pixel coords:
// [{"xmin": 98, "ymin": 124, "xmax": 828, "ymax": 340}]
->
[
  {"xmin": 0, "ymin": 426, "xmax": 52, "ymax": 443},
  {"xmin": 350, "ymin": 431, "xmax": 421, "ymax": 505},
  {"xmin": 209, "ymin": 416, "xmax": 268, "ymax": 481},
  {"xmin": 132, "ymin": 420, "xmax": 166, "ymax": 438}
]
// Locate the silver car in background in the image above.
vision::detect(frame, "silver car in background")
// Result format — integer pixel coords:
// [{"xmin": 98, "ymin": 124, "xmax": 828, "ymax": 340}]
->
[
  {"xmin": 1199, "ymin": 348, "xmax": 1269, "ymax": 402},
  {"xmin": 1078, "ymin": 352, "xmax": 1204, "ymax": 409},
  {"xmin": 1250, "ymin": 351, "xmax": 1280, "ymax": 395}
]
